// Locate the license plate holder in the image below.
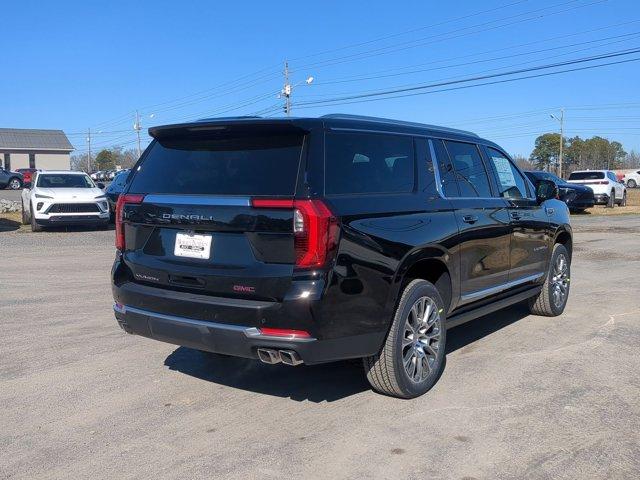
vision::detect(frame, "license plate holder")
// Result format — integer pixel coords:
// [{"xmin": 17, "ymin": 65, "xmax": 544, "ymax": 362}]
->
[{"xmin": 174, "ymin": 232, "xmax": 212, "ymax": 260}]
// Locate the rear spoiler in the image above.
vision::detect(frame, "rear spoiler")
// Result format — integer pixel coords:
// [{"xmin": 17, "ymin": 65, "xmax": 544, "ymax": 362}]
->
[{"xmin": 149, "ymin": 118, "xmax": 315, "ymax": 140}]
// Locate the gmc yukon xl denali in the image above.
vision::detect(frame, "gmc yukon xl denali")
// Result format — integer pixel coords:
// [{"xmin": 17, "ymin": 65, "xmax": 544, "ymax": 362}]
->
[{"xmin": 111, "ymin": 114, "xmax": 572, "ymax": 398}]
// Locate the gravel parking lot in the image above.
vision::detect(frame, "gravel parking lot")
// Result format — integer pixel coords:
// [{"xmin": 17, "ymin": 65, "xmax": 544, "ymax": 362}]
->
[{"xmin": 2, "ymin": 216, "xmax": 640, "ymax": 479}]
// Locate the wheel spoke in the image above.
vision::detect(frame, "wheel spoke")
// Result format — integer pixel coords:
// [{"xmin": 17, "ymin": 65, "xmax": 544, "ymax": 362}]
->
[{"xmin": 402, "ymin": 295, "xmax": 443, "ymax": 383}]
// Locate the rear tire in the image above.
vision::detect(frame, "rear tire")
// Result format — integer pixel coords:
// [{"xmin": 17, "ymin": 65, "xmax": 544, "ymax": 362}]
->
[
  {"xmin": 607, "ymin": 190, "xmax": 615, "ymax": 208},
  {"xmin": 529, "ymin": 243, "xmax": 570, "ymax": 317},
  {"xmin": 363, "ymin": 279, "xmax": 446, "ymax": 399},
  {"xmin": 8, "ymin": 178, "xmax": 22, "ymax": 190},
  {"xmin": 628, "ymin": 179, "xmax": 637, "ymax": 188}
]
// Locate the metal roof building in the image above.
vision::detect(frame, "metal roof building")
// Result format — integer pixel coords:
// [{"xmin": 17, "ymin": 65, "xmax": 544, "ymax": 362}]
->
[{"xmin": 0, "ymin": 128, "xmax": 74, "ymax": 171}]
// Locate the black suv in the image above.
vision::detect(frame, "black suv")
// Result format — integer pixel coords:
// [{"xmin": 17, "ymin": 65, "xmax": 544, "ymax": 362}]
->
[{"xmin": 111, "ymin": 114, "xmax": 572, "ymax": 399}]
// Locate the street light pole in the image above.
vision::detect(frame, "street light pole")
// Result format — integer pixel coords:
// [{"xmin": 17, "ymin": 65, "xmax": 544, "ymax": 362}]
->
[{"xmin": 86, "ymin": 128, "xmax": 92, "ymax": 173}]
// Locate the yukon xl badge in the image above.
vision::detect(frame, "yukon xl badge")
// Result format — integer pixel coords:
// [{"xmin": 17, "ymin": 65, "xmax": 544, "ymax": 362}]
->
[{"xmin": 135, "ymin": 273, "xmax": 160, "ymax": 282}]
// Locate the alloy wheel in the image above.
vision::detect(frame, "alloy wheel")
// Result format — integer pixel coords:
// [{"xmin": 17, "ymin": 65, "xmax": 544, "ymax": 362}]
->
[
  {"xmin": 402, "ymin": 296, "xmax": 442, "ymax": 383},
  {"xmin": 551, "ymin": 253, "xmax": 569, "ymax": 308},
  {"xmin": 9, "ymin": 178, "xmax": 21, "ymax": 190}
]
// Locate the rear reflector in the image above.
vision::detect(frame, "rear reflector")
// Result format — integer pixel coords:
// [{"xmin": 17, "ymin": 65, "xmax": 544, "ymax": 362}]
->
[
  {"xmin": 115, "ymin": 194, "xmax": 145, "ymax": 250},
  {"xmin": 259, "ymin": 327, "xmax": 311, "ymax": 339},
  {"xmin": 251, "ymin": 198, "xmax": 339, "ymax": 268}
]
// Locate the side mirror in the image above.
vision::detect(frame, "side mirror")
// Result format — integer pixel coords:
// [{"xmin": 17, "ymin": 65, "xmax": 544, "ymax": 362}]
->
[
  {"xmin": 536, "ymin": 179, "xmax": 558, "ymax": 204},
  {"xmin": 96, "ymin": 182, "xmax": 106, "ymax": 189}
]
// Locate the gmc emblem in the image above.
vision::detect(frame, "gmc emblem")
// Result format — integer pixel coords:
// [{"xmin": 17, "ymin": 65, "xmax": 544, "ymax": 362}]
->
[{"xmin": 233, "ymin": 285, "xmax": 256, "ymax": 293}]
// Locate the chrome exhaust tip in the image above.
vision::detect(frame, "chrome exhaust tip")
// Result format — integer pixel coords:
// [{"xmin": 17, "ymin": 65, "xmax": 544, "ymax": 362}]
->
[
  {"xmin": 257, "ymin": 348, "xmax": 281, "ymax": 364},
  {"xmin": 279, "ymin": 350, "xmax": 303, "ymax": 366}
]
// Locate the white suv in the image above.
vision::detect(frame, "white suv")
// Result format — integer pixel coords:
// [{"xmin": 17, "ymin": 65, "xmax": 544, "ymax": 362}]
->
[
  {"xmin": 622, "ymin": 170, "xmax": 640, "ymax": 189},
  {"xmin": 567, "ymin": 170, "xmax": 627, "ymax": 207},
  {"xmin": 21, "ymin": 171, "xmax": 110, "ymax": 231}
]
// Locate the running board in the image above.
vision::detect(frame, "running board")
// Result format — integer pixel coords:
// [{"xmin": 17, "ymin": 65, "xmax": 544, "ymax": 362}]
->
[{"xmin": 446, "ymin": 286, "xmax": 542, "ymax": 330}]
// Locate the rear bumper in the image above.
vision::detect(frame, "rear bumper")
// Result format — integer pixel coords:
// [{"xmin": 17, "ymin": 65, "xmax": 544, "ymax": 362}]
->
[{"xmin": 112, "ymin": 302, "xmax": 382, "ymax": 364}]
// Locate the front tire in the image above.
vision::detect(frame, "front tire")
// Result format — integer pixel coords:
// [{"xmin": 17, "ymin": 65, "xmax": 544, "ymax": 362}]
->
[
  {"xmin": 21, "ymin": 203, "xmax": 29, "ymax": 225},
  {"xmin": 628, "ymin": 179, "xmax": 637, "ymax": 188},
  {"xmin": 8, "ymin": 178, "xmax": 22, "ymax": 190},
  {"xmin": 30, "ymin": 205, "xmax": 42, "ymax": 232},
  {"xmin": 529, "ymin": 243, "xmax": 570, "ymax": 316},
  {"xmin": 618, "ymin": 191, "xmax": 627, "ymax": 207},
  {"xmin": 364, "ymin": 279, "xmax": 446, "ymax": 399}
]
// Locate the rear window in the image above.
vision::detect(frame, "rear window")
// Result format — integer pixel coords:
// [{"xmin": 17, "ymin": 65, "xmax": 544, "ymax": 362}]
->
[
  {"xmin": 325, "ymin": 132, "xmax": 415, "ymax": 195},
  {"xmin": 129, "ymin": 134, "xmax": 303, "ymax": 195},
  {"xmin": 569, "ymin": 171, "xmax": 604, "ymax": 180}
]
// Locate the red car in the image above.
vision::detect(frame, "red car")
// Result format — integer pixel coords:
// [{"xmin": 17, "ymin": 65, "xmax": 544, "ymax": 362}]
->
[{"xmin": 15, "ymin": 168, "xmax": 39, "ymax": 185}]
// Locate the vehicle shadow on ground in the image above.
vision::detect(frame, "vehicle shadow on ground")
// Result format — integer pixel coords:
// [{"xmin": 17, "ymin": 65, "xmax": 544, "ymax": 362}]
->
[
  {"xmin": 38, "ymin": 224, "xmax": 115, "ymax": 232},
  {"xmin": 0, "ymin": 218, "xmax": 20, "ymax": 232},
  {"xmin": 164, "ymin": 302, "xmax": 531, "ymax": 402}
]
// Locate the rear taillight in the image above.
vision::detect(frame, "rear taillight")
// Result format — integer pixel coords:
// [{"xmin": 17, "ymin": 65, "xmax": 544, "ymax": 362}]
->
[
  {"xmin": 115, "ymin": 194, "xmax": 145, "ymax": 250},
  {"xmin": 251, "ymin": 198, "xmax": 339, "ymax": 268}
]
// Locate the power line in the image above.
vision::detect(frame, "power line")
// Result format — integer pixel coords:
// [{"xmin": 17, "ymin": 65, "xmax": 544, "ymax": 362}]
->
[
  {"xmin": 292, "ymin": 0, "xmax": 607, "ymax": 71},
  {"xmin": 292, "ymin": 47, "xmax": 640, "ymax": 108}
]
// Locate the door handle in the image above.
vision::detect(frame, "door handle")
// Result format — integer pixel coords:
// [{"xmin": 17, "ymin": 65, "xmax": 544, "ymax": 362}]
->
[
  {"xmin": 510, "ymin": 212, "xmax": 522, "ymax": 220},
  {"xmin": 545, "ymin": 207, "xmax": 554, "ymax": 216},
  {"xmin": 462, "ymin": 215, "xmax": 478, "ymax": 224}
]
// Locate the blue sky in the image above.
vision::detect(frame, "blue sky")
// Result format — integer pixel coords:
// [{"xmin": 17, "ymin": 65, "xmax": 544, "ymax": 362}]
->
[{"xmin": 2, "ymin": 0, "xmax": 639, "ymax": 157}]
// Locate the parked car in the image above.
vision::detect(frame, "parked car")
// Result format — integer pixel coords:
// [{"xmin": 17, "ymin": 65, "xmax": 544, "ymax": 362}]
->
[
  {"xmin": 105, "ymin": 169, "xmax": 130, "ymax": 216},
  {"xmin": 15, "ymin": 168, "xmax": 39, "ymax": 186},
  {"xmin": 21, "ymin": 170, "xmax": 110, "ymax": 231},
  {"xmin": 0, "ymin": 168, "xmax": 24, "ymax": 190},
  {"xmin": 567, "ymin": 170, "xmax": 626, "ymax": 207},
  {"xmin": 525, "ymin": 170, "xmax": 595, "ymax": 213},
  {"xmin": 111, "ymin": 114, "xmax": 572, "ymax": 399},
  {"xmin": 622, "ymin": 170, "xmax": 640, "ymax": 188},
  {"xmin": 90, "ymin": 171, "xmax": 101, "ymax": 181}
]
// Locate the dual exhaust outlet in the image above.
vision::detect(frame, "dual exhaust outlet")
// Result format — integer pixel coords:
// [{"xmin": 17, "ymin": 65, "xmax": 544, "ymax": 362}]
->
[{"xmin": 257, "ymin": 348, "xmax": 303, "ymax": 366}]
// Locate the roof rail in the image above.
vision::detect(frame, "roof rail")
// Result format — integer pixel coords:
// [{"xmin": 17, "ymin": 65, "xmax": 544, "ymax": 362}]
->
[{"xmin": 321, "ymin": 113, "xmax": 478, "ymax": 137}]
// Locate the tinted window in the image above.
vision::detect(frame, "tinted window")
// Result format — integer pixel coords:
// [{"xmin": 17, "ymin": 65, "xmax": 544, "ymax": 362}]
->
[
  {"xmin": 129, "ymin": 134, "xmax": 303, "ymax": 195},
  {"xmin": 569, "ymin": 171, "xmax": 604, "ymax": 180},
  {"xmin": 486, "ymin": 147, "xmax": 529, "ymax": 199},
  {"xmin": 325, "ymin": 132, "xmax": 414, "ymax": 194},
  {"xmin": 444, "ymin": 141, "xmax": 492, "ymax": 198},
  {"xmin": 37, "ymin": 174, "xmax": 94, "ymax": 188},
  {"xmin": 431, "ymin": 139, "xmax": 459, "ymax": 197}
]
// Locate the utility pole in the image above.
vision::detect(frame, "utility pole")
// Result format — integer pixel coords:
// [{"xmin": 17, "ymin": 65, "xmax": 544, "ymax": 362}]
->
[
  {"xmin": 283, "ymin": 61, "xmax": 292, "ymax": 116},
  {"xmin": 558, "ymin": 108, "xmax": 564, "ymax": 178},
  {"xmin": 134, "ymin": 110, "xmax": 142, "ymax": 159},
  {"xmin": 87, "ymin": 128, "xmax": 92, "ymax": 173},
  {"xmin": 280, "ymin": 61, "xmax": 314, "ymax": 117},
  {"xmin": 550, "ymin": 109, "xmax": 565, "ymax": 177}
]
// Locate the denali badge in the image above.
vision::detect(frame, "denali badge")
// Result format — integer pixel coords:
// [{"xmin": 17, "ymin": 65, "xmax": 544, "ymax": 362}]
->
[{"xmin": 162, "ymin": 213, "xmax": 216, "ymax": 221}]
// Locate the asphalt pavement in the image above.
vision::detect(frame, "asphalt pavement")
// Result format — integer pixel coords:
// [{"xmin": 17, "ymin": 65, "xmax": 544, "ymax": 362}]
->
[{"xmin": 1, "ymin": 215, "xmax": 639, "ymax": 479}]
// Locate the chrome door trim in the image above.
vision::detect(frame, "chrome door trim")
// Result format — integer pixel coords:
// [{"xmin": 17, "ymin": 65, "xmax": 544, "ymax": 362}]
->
[{"xmin": 459, "ymin": 273, "xmax": 544, "ymax": 305}]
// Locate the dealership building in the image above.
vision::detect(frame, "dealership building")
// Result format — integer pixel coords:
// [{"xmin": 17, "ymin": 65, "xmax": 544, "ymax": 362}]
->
[{"xmin": 0, "ymin": 128, "xmax": 73, "ymax": 171}]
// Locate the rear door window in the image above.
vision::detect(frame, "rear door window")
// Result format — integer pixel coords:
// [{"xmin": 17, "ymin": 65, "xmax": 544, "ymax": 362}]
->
[
  {"xmin": 325, "ymin": 132, "xmax": 415, "ymax": 194},
  {"xmin": 129, "ymin": 134, "xmax": 303, "ymax": 195},
  {"xmin": 443, "ymin": 140, "xmax": 492, "ymax": 198},
  {"xmin": 569, "ymin": 171, "xmax": 604, "ymax": 180}
]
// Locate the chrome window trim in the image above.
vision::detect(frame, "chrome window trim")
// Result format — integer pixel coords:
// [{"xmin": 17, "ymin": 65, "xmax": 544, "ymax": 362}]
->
[
  {"xmin": 459, "ymin": 273, "xmax": 544, "ymax": 305},
  {"xmin": 143, "ymin": 194, "xmax": 251, "ymax": 206}
]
